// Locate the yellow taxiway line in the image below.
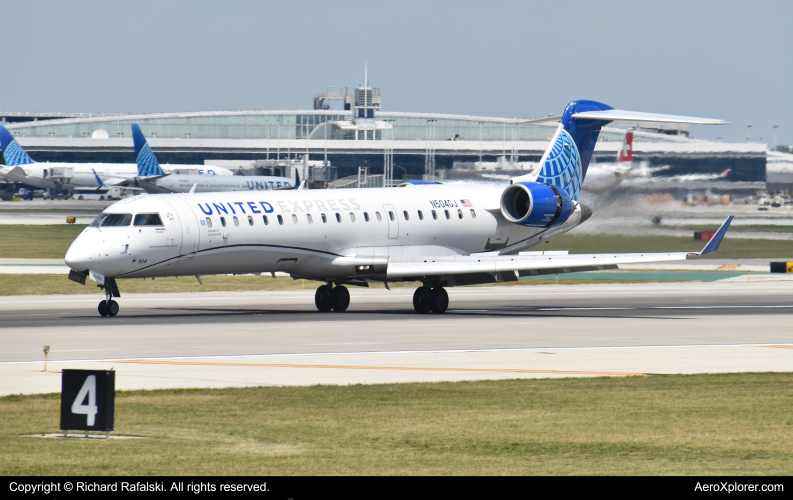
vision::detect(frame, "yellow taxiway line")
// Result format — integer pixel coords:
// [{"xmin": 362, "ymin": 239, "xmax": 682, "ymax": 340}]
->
[{"xmin": 112, "ymin": 359, "xmax": 646, "ymax": 377}]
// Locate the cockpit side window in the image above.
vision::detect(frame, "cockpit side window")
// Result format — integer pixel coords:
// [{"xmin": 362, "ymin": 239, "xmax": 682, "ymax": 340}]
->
[
  {"xmin": 101, "ymin": 213, "xmax": 133, "ymax": 227},
  {"xmin": 89, "ymin": 214, "xmax": 108, "ymax": 227},
  {"xmin": 133, "ymin": 213, "xmax": 163, "ymax": 226}
]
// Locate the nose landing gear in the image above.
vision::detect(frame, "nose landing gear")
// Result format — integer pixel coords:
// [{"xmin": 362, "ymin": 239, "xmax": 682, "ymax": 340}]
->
[
  {"xmin": 314, "ymin": 283, "xmax": 350, "ymax": 312},
  {"xmin": 413, "ymin": 286, "xmax": 448, "ymax": 314},
  {"xmin": 97, "ymin": 279, "xmax": 120, "ymax": 317}
]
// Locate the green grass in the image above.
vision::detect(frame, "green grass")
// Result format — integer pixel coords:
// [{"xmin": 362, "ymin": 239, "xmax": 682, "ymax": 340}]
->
[
  {"xmin": 1, "ymin": 373, "xmax": 792, "ymax": 475},
  {"xmin": 543, "ymin": 234, "xmax": 793, "ymax": 259},
  {"xmin": 660, "ymin": 224, "xmax": 793, "ymax": 234},
  {"xmin": 0, "ymin": 225, "xmax": 87, "ymax": 258}
]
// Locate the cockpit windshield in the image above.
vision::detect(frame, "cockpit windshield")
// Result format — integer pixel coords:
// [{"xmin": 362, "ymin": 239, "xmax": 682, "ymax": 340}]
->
[
  {"xmin": 89, "ymin": 214, "xmax": 108, "ymax": 227},
  {"xmin": 101, "ymin": 213, "xmax": 133, "ymax": 227},
  {"xmin": 134, "ymin": 213, "xmax": 163, "ymax": 226}
]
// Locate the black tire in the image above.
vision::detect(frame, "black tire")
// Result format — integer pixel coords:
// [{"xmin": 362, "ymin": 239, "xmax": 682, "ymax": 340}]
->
[
  {"xmin": 98, "ymin": 300, "xmax": 108, "ymax": 317},
  {"xmin": 99, "ymin": 196, "xmax": 105, "ymax": 201},
  {"xmin": 330, "ymin": 285, "xmax": 350, "ymax": 312},
  {"xmin": 314, "ymin": 285, "xmax": 332, "ymax": 312},
  {"xmin": 107, "ymin": 300, "xmax": 119, "ymax": 317},
  {"xmin": 429, "ymin": 287, "xmax": 449, "ymax": 314},
  {"xmin": 77, "ymin": 195, "xmax": 84, "ymax": 200},
  {"xmin": 413, "ymin": 287, "xmax": 431, "ymax": 314}
]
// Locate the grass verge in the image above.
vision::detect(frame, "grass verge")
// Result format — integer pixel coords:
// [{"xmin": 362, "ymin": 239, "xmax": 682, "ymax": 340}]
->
[
  {"xmin": 0, "ymin": 225, "xmax": 87, "ymax": 259},
  {"xmin": 1, "ymin": 373, "xmax": 792, "ymax": 475}
]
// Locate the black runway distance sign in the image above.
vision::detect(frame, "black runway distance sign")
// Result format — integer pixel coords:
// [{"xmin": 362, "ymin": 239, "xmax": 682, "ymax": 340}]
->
[{"xmin": 60, "ymin": 369, "xmax": 115, "ymax": 432}]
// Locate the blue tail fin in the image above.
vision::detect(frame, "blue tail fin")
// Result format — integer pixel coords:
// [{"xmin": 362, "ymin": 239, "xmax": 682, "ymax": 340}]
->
[
  {"xmin": 536, "ymin": 100, "xmax": 614, "ymax": 200},
  {"xmin": 131, "ymin": 124, "xmax": 165, "ymax": 176},
  {"xmin": 0, "ymin": 125, "xmax": 35, "ymax": 166}
]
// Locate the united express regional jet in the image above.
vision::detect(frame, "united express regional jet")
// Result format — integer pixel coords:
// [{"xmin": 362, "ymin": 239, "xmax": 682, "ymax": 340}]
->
[{"xmin": 64, "ymin": 100, "xmax": 733, "ymax": 317}]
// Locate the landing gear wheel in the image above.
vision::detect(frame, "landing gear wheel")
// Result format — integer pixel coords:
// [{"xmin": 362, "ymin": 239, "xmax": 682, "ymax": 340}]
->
[
  {"xmin": 107, "ymin": 300, "xmax": 119, "ymax": 317},
  {"xmin": 413, "ymin": 287, "xmax": 431, "ymax": 314},
  {"xmin": 98, "ymin": 300, "xmax": 108, "ymax": 317},
  {"xmin": 429, "ymin": 288, "xmax": 448, "ymax": 314},
  {"xmin": 315, "ymin": 285, "xmax": 332, "ymax": 312},
  {"xmin": 330, "ymin": 285, "xmax": 350, "ymax": 312}
]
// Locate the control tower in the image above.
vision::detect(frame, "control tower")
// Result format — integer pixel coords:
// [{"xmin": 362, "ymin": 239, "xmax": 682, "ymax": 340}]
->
[{"xmin": 310, "ymin": 67, "xmax": 392, "ymax": 141}]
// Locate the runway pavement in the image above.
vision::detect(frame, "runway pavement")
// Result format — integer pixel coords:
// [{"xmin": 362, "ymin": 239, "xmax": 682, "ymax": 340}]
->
[{"xmin": 1, "ymin": 280, "xmax": 791, "ymax": 395}]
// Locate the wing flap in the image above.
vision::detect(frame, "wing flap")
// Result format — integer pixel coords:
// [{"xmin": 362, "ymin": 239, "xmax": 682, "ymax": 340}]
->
[{"xmin": 386, "ymin": 252, "xmax": 689, "ymax": 279}]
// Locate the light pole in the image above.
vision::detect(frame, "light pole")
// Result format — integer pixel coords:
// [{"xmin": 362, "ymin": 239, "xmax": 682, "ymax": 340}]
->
[
  {"xmin": 773, "ymin": 125, "xmax": 778, "ymax": 149},
  {"xmin": 746, "ymin": 125, "xmax": 752, "ymax": 142}
]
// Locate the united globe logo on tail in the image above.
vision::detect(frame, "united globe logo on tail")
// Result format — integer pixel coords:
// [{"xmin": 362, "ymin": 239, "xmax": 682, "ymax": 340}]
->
[{"xmin": 536, "ymin": 129, "xmax": 582, "ymax": 200}]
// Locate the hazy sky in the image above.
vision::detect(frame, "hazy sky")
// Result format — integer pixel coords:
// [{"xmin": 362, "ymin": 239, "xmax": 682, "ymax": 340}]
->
[{"xmin": 5, "ymin": 1, "xmax": 791, "ymax": 144}]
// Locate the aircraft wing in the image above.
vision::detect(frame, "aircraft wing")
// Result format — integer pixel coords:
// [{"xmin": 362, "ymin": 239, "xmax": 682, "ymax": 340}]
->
[
  {"xmin": 382, "ymin": 216, "xmax": 733, "ymax": 280},
  {"xmin": 114, "ymin": 174, "xmax": 171, "ymax": 186}
]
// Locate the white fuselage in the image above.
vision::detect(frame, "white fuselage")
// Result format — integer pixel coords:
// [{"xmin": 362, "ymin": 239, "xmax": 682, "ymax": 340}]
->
[
  {"xmin": 65, "ymin": 185, "xmax": 585, "ymax": 282},
  {"xmin": 138, "ymin": 174, "xmax": 294, "ymax": 194},
  {"xmin": 0, "ymin": 163, "xmax": 233, "ymax": 190},
  {"xmin": 583, "ymin": 163, "xmax": 632, "ymax": 192}
]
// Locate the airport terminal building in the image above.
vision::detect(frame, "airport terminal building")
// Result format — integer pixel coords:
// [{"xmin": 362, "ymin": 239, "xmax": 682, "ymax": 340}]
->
[{"xmin": 1, "ymin": 85, "xmax": 768, "ymax": 185}]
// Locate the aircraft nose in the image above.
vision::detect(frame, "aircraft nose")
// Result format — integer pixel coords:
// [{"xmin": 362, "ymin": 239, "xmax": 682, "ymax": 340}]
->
[{"xmin": 64, "ymin": 239, "xmax": 93, "ymax": 272}]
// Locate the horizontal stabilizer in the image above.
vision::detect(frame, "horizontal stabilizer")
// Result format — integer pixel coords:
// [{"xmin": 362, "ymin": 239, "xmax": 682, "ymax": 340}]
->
[{"xmin": 571, "ymin": 109, "xmax": 729, "ymax": 125}]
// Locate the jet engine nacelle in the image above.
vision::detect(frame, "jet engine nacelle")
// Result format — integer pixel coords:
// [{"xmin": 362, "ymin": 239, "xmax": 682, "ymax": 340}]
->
[{"xmin": 500, "ymin": 182, "xmax": 574, "ymax": 227}]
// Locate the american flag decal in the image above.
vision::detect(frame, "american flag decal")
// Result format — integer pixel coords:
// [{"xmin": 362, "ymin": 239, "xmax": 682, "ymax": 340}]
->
[{"xmin": 461, "ymin": 199, "xmax": 472, "ymax": 207}]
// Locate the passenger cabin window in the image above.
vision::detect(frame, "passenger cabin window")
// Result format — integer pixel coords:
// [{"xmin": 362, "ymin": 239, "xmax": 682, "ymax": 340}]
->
[
  {"xmin": 206, "ymin": 217, "xmax": 213, "ymax": 228},
  {"xmin": 220, "ymin": 217, "xmax": 227, "ymax": 227},
  {"xmin": 292, "ymin": 214, "xmax": 298, "ymax": 224},
  {"xmin": 444, "ymin": 210, "xmax": 450, "ymax": 219},
  {"xmin": 417, "ymin": 210, "xmax": 424, "ymax": 220},
  {"xmin": 248, "ymin": 215, "xmax": 254, "ymax": 226},
  {"xmin": 470, "ymin": 209, "xmax": 476, "ymax": 219},
  {"xmin": 349, "ymin": 212, "xmax": 356, "ymax": 222},
  {"xmin": 307, "ymin": 214, "xmax": 313, "ymax": 224},
  {"xmin": 263, "ymin": 215, "xmax": 269, "ymax": 225},
  {"xmin": 335, "ymin": 213, "xmax": 341, "ymax": 223},
  {"xmin": 431, "ymin": 210, "xmax": 437, "ymax": 220},
  {"xmin": 89, "ymin": 214, "xmax": 108, "ymax": 227},
  {"xmin": 233, "ymin": 216, "xmax": 239, "ymax": 226},
  {"xmin": 277, "ymin": 215, "xmax": 284, "ymax": 225},
  {"xmin": 457, "ymin": 209, "xmax": 463, "ymax": 219},
  {"xmin": 403, "ymin": 210, "xmax": 409, "ymax": 221},
  {"xmin": 321, "ymin": 213, "xmax": 327, "ymax": 223},
  {"xmin": 376, "ymin": 212, "xmax": 382, "ymax": 221},
  {"xmin": 102, "ymin": 213, "xmax": 132, "ymax": 227},
  {"xmin": 364, "ymin": 212, "xmax": 370, "ymax": 222},
  {"xmin": 134, "ymin": 213, "xmax": 163, "ymax": 226},
  {"xmin": 388, "ymin": 211, "xmax": 395, "ymax": 221}
]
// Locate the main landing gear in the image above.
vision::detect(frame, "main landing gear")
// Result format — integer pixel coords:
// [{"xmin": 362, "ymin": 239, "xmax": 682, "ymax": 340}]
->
[
  {"xmin": 413, "ymin": 286, "xmax": 448, "ymax": 314},
  {"xmin": 315, "ymin": 283, "xmax": 350, "ymax": 312},
  {"xmin": 97, "ymin": 279, "xmax": 120, "ymax": 317}
]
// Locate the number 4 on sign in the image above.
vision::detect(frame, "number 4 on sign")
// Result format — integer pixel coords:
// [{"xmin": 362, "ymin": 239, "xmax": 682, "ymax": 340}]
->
[{"xmin": 71, "ymin": 375, "xmax": 98, "ymax": 426}]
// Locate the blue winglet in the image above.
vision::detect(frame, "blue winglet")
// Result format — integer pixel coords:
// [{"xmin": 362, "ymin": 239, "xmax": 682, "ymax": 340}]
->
[
  {"xmin": 698, "ymin": 215, "xmax": 734, "ymax": 255},
  {"xmin": 295, "ymin": 169, "xmax": 300, "ymax": 187}
]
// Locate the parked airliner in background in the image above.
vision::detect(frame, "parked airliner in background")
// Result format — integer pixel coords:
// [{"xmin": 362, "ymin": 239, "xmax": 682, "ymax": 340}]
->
[
  {"xmin": 584, "ymin": 129, "xmax": 730, "ymax": 193},
  {"xmin": 120, "ymin": 125, "xmax": 295, "ymax": 194},
  {"xmin": 64, "ymin": 100, "xmax": 732, "ymax": 317},
  {"xmin": 0, "ymin": 125, "xmax": 233, "ymax": 192}
]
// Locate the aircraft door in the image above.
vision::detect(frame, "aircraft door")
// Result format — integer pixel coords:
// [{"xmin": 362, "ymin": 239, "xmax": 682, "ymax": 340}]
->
[
  {"xmin": 383, "ymin": 204, "xmax": 398, "ymax": 239},
  {"xmin": 164, "ymin": 198, "xmax": 200, "ymax": 255}
]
